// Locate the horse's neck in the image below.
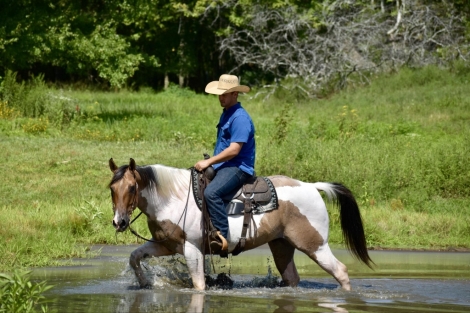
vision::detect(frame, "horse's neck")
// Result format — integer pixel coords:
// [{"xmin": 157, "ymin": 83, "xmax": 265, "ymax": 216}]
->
[
  {"xmin": 138, "ymin": 187, "xmax": 200, "ymax": 224},
  {"xmin": 137, "ymin": 165, "xmax": 195, "ymax": 219}
]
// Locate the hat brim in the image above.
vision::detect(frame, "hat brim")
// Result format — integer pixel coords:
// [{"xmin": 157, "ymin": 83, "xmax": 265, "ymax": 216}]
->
[{"xmin": 205, "ymin": 81, "xmax": 251, "ymax": 95}]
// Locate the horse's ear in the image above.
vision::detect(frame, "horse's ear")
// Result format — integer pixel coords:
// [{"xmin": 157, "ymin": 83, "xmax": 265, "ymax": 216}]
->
[
  {"xmin": 109, "ymin": 158, "xmax": 118, "ymax": 173},
  {"xmin": 129, "ymin": 158, "xmax": 136, "ymax": 172}
]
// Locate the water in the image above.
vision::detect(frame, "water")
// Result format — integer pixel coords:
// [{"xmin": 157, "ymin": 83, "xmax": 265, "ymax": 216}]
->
[{"xmin": 32, "ymin": 245, "xmax": 470, "ymax": 313}]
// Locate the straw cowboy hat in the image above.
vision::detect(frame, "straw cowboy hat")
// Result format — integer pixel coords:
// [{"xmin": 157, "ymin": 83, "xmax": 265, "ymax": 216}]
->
[{"xmin": 205, "ymin": 74, "xmax": 250, "ymax": 95}]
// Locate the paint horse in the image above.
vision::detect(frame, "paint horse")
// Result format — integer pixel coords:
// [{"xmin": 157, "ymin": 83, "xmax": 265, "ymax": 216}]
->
[{"xmin": 108, "ymin": 158, "xmax": 373, "ymax": 291}]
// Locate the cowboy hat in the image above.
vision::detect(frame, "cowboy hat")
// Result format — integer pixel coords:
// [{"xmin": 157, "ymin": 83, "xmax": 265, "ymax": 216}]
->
[{"xmin": 205, "ymin": 74, "xmax": 250, "ymax": 95}]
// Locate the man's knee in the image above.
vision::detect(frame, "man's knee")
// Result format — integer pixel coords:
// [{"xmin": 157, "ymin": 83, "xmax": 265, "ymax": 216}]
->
[{"xmin": 204, "ymin": 186, "xmax": 218, "ymax": 202}]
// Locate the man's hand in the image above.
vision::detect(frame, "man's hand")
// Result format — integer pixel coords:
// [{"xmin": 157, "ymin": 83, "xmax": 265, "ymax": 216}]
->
[
  {"xmin": 194, "ymin": 159, "xmax": 211, "ymax": 172},
  {"xmin": 194, "ymin": 142, "xmax": 244, "ymax": 171}
]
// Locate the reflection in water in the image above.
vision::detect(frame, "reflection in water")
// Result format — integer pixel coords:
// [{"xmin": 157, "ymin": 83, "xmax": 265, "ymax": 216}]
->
[
  {"xmin": 272, "ymin": 299, "xmax": 295, "ymax": 312},
  {"xmin": 113, "ymin": 291, "xmax": 353, "ymax": 313},
  {"xmin": 34, "ymin": 246, "xmax": 470, "ymax": 313},
  {"xmin": 318, "ymin": 303, "xmax": 348, "ymax": 313},
  {"xmin": 317, "ymin": 297, "xmax": 349, "ymax": 313},
  {"xmin": 187, "ymin": 293, "xmax": 205, "ymax": 313},
  {"xmin": 115, "ymin": 291, "xmax": 199, "ymax": 313}
]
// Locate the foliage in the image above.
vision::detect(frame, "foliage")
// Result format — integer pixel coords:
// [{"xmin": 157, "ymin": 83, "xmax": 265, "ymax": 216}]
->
[
  {"xmin": 220, "ymin": 1, "xmax": 470, "ymax": 98},
  {"xmin": 0, "ymin": 271, "xmax": 53, "ymax": 313},
  {"xmin": 0, "ymin": 0, "xmax": 469, "ymax": 91},
  {"xmin": 0, "ymin": 66, "xmax": 469, "ymax": 271},
  {"xmin": 0, "ymin": 70, "xmax": 79, "ymax": 129},
  {"xmin": 0, "ymin": 100, "xmax": 19, "ymax": 119},
  {"xmin": 273, "ymin": 103, "xmax": 293, "ymax": 143}
]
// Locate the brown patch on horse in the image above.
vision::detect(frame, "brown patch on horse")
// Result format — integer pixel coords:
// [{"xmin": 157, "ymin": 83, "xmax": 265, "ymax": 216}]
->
[
  {"xmin": 147, "ymin": 219, "xmax": 186, "ymax": 252},
  {"xmin": 269, "ymin": 175, "xmax": 302, "ymax": 188},
  {"xmin": 243, "ymin": 200, "xmax": 324, "ymax": 256},
  {"xmin": 110, "ymin": 164, "xmax": 155, "ymax": 213},
  {"xmin": 237, "ymin": 199, "xmax": 324, "ymax": 286},
  {"xmin": 109, "ymin": 169, "xmax": 138, "ymax": 217}
]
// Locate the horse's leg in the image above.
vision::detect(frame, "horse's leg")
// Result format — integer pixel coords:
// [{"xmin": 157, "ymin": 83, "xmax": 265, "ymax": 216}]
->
[
  {"xmin": 314, "ymin": 245, "xmax": 351, "ymax": 291},
  {"xmin": 279, "ymin": 197, "xmax": 352, "ymax": 290},
  {"xmin": 268, "ymin": 238, "xmax": 300, "ymax": 287},
  {"xmin": 283, "ymin": 218, "xmax": 351, "ymax": 289},
  {"xmin": 183, "ymin": 241, "xmax": 205, "ymax": 290},
  {"xmin": 129, "ymin": 241, "xmax": 174, "ymax": 288},
  {"xmin": 296, "ymin": 242, "xmax": 351, "ymax": 291}
]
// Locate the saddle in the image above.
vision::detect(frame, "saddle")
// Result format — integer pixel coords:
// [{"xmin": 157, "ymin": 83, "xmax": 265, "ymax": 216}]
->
[{"xmin": 191, "ymin": 165, "xmax": 278, "ymax": 257}]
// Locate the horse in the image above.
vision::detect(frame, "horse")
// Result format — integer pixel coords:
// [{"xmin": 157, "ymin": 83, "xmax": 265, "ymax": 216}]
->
[{"xmin": 108, "ymin": 158, "xmax": 373, "ymax": 291}]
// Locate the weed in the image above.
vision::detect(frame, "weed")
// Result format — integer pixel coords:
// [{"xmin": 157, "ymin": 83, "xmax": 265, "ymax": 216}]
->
[
  {"xmin": 0, "ymin": 271, "xmax": 54, "ymax": 313},
  {"xmin": 337, "ymin": 105, "xmax": 359, "ymax": 139},
  {"xmin": 0, "ymin": 101, "xmax": 19, "ymax": 119},
  {"xmin": 273, "ymin": 103, "xmax": 293, "ymax": 143},
  {"xmin": 390, "ymin": 199, "xmax": 404, "ymax": 211},
  {"xmin": 359, "ymin": 182, "xmax": 373, "ymax": 207},
  {"xmin": 21, "ymin": 118, "xmax": 49, "ymax": 134}
]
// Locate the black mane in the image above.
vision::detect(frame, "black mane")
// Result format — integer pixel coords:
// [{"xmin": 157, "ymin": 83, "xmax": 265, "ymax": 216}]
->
[{"xmin": 109, "ymin": 165, "xmax": 157, "ymax": 187}]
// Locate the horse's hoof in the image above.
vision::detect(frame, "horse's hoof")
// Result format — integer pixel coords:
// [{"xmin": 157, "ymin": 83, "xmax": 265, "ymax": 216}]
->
[
  {"xmin": 205, "ymin": 273, "xmax": 233, "ymax": 289},
  {"xmin": 141, "ymin": 284, "xmax": 153, "ymax": 289},
  {"xmin": 215, "ymin": 273, "xmax": 233, "ymax": 289},
  {"xmin": 341, "ymin": 282, "xmax": 351, "ymax": 291},
  {"xmin": 205, "ymin": 275, "xmax": 216, "ymax": 287},
  {"xmin": 139, "ymin": 281, "xmax": 153, "ymax": 289}
]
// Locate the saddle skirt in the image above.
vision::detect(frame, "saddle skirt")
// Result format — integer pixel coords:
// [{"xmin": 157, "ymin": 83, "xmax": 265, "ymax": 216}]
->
[{"xmin": 191, "ymin": 169, "xmax": 278, "ymax": 215}]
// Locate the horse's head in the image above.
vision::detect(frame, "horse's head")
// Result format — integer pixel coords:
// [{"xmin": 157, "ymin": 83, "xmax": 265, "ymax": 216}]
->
[{"xmin": 108, "ymin": 158, "xmax": 139, "ymax": 232}]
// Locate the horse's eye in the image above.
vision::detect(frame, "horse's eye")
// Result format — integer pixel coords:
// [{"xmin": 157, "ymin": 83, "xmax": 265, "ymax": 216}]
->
[{"xmin": 129, "ymin": 185, "xmax": 136, "ymax": 194}]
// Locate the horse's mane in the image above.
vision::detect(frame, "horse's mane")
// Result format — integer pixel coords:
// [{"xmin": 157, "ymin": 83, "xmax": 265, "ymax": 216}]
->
[
  {"xmin": 110, "ymin": 164, "xmax": 190, "ymax": 201},
  {"xmin": 148, "ymin": 164, "xmax": 190, "ymax": 200}
]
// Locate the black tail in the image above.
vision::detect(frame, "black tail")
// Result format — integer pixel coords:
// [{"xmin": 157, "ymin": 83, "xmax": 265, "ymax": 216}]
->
[{"xmin": 330, "ymin": 183, "xmax": 374, "ymax": 268}]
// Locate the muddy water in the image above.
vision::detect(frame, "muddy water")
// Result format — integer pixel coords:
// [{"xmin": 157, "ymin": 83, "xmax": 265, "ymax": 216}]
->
[{"xmin": 32, "ymin": 245, "xmax": 470, "ymax": 313}]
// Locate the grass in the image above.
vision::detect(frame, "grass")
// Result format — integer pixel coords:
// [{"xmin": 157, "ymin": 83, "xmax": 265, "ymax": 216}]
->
[
  {"xmin": 0, "ymin": 66, "xmax": 469, "ymax": 272},
  {"xmin": 0, "ymin": 271, "xmax": 53, "ymax": 312}
]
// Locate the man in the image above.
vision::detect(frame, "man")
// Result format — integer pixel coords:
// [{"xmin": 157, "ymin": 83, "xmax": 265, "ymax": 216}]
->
[{"xmin": 194, "ymin": 74, "xmax": 256, "ymax": 252}]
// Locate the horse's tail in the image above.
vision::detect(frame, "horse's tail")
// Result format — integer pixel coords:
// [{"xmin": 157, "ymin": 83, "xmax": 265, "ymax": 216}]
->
[{"xmin": 313, "ymin": 182, "xmax": 374, "ymax": 268}]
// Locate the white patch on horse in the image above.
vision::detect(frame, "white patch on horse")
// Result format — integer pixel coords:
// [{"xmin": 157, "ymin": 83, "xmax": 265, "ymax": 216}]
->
[
  {"xmin": 138, "ymin": 165, "xmax": 203, "ymax": 241},
  {"xmin": 227, "ymin": 214, "xmax": 265, "ymax": 247},
  {"xmin": 275, "ymin": 182, "xmax": 330, "ymax": 240}
]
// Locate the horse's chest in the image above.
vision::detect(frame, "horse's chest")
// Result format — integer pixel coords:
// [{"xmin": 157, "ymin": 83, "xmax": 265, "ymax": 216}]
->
[{"xmin": 148, "ymin": 219, "xmax": 186, "ymax": 250}]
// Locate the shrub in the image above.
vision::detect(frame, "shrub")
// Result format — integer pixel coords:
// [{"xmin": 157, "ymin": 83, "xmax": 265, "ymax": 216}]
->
[
  {"xmin": 22, "ymin": 118, "xmax": 49, "ymax": 134},
  {"xmin": 0, "ymin": 71, "xmax": 78, "ymax": 129},
  {"xmin": 0, "ymin": 271, "xmax": 53, "ymax": 313},
  {"xmin": 0, "ymin": 100, "xmax": 19, "ymax": 119}
]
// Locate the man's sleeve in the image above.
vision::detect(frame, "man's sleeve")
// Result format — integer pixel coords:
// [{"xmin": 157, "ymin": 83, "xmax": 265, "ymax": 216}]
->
[{"xmin": 230, "ymin": 115, "xmax": 252, "ymax": 143}]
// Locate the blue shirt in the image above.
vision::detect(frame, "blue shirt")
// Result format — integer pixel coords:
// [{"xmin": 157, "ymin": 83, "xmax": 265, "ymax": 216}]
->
[{"xmin": 213, "ymin": 103, "xmax": 256, "ymax": 175}]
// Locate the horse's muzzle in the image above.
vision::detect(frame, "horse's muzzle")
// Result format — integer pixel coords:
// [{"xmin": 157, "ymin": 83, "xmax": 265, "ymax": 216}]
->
[{"xmin": 112, "ymin": 218, "xmax": 129, "ymax": 232}]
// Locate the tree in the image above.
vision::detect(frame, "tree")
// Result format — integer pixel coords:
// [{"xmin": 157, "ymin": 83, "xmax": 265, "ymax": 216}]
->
[
  {"xmin": 0, "ymin": 0, "xmax": 468, "ymax": 91},
  {"xmin": 0, "ymin": 0, "xmax": 150, "ymax": 88},
  {"xmin": 217, "ymin": 0, "xmax": 470, "ymax": 98}
]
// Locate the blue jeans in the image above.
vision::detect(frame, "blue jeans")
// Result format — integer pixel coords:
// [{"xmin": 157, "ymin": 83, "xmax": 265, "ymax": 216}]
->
[{"xmin": 204, "ymin": 166, "xmax": 251, "ymax": 239}]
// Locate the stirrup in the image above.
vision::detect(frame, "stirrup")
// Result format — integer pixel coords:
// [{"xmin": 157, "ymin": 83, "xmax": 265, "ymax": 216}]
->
[{"xmin": 210, "ymin": 231, "xmax": 228, "ymax": 252}]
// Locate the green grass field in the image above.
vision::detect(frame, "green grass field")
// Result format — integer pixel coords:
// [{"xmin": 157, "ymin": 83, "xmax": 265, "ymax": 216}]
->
[{"xmin": 0, "ymin": 66, "xmax": 469, "ymax": 272}]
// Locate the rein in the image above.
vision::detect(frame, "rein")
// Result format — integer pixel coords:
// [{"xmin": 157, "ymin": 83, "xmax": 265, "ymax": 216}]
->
[{"xmin": 126, "ymin": 171, "xmax": 192, "ymax": 243}]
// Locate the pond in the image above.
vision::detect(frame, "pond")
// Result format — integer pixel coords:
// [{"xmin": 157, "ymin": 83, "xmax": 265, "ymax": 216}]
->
[{"xmin": 32, "ymin": 245, "xmax": 470, "ymax": 313}]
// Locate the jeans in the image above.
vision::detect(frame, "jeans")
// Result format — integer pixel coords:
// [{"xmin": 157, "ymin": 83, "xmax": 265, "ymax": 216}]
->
[{"xmin": 204, "ymin": 166, "xmax": 251, "ymax": 239}]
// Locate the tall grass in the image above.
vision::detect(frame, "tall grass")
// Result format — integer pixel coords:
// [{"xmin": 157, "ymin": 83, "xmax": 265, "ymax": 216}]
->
[
  {"xmin": 0, "ymin": 65, "xmax": 469, "ymax": 272},
  {"xmin": 0, "ymin": 271, "xmax": 53, "ymax": 313}
]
